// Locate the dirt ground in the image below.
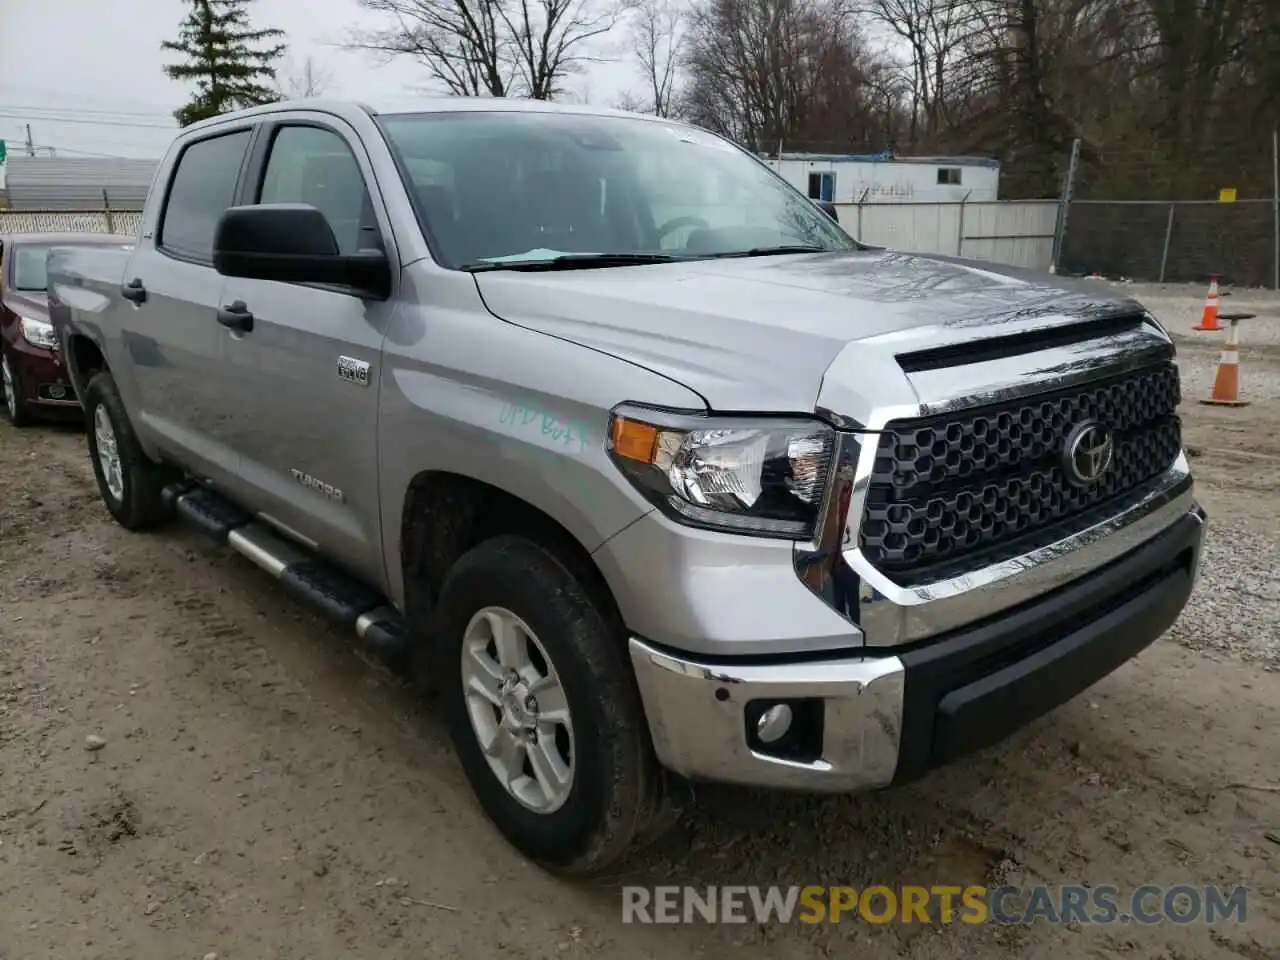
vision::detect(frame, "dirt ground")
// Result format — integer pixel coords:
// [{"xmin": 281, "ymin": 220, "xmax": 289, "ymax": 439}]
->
[{"xmin": 1, "ymin": 294, "xmax": 1278, "ymax": 959}]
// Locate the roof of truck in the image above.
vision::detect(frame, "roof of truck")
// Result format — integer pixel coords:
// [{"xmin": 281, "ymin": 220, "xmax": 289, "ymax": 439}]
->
[{"xmin": 180, "ymin": 96, "xmax": 680, "ymax": 136}]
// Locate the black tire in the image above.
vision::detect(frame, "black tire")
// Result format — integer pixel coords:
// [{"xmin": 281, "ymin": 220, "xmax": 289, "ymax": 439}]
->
[
  {"xmin": 1, "ymin": 349, "xmax": 36, "ymax": 428},
  {"xmin": 83, "ymin": 371, "xmax": 173, "ymax": 530},
  {"xmin": 437, "ymin": 535, "xmax": 659, "ymax": 875}
]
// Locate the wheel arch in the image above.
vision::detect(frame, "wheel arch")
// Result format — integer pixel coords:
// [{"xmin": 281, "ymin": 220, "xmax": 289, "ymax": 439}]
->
[
  {"xmin": 399, "ymin": 470, "xmax": 626, "ymax": 638},
  {"xmin": 65, "ymin": 332, "xmax": 108, "ymax": 399}
]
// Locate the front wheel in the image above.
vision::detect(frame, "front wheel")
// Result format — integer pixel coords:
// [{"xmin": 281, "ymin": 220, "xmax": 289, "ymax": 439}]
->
[
  {"xmin": 436, "ymin": 535, "xmax": 661, "ymax": 874},
  {"xmin": 83, "ymin": 371, "xmax": 173, "ymax": 530},
  {"xmin": 1, "ymin": 351, "xmax": 35, "ymax": 427}
]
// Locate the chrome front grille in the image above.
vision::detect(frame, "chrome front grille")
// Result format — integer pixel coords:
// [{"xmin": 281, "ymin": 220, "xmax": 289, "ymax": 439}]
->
[{"xmin": 858, "ymin": 362, "xmax": 1182, "ymax": 578}]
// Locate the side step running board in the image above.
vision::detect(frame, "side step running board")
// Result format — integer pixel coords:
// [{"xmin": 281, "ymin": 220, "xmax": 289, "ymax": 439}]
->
[{"xmin": 162, "ymin": 483, "xmax": 412, "ymax": 670}]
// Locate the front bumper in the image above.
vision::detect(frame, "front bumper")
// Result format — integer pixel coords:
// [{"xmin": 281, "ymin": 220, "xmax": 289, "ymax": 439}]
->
[
  {"xmin": 8, "ymin": 335, "xmax": 79, "ymax": 409},
  {"xmin": 630, "ymin": 504, "xmax": 1205, "ymax": 791}
]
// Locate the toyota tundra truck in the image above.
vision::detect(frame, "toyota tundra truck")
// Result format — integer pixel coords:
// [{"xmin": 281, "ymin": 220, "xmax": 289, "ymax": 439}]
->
[{"xmin": 45, "ymin": 98, "xmax": 1204, "ymax": 875}]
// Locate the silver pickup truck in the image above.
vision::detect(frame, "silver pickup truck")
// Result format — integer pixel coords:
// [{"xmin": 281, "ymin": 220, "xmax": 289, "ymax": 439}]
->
[{"xmin": 47, "ymin": 98, "xmax": 1204, "ymax": 874}]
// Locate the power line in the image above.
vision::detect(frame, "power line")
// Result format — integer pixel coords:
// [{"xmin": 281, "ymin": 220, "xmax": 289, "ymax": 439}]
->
[
  {"xmin": 1, "ymin": 139, "xmax": 135, "ymax": 159},
  {"xmin": 1, "ymin": 103, "xmax": 175, "ymax": 121},
  {"xmin": 0, "ymin": 111, "xmax": 176, "ymax": 130},
  {"xmin": 6, "ymin": 126, "xmax": 175, "ymax": 152},
  {"xmin": 37, "ymin": 144, "xmax": 139, "ymax": 159},
  {"xmin": 0, "ymin": 83, "xmax": 177, "ymax": 115}
]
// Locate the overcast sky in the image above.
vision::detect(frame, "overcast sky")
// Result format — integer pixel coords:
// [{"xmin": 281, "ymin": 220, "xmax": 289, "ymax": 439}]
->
[{"xmin": 0, "ymin": 0, "xmax": 638, "ymax": 160}]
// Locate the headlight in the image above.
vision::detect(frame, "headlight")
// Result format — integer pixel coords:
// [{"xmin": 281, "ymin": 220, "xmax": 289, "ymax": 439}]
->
[
  {"xmin": 19, "ymin": 316, "xmax": 57, "ymax": 350},
  {"xmin": 607, "ymin": 406, "xmax": 836, "ymax": 538}
]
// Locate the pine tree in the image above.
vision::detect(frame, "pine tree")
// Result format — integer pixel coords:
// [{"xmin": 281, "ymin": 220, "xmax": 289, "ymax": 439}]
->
[{"xmin": 162, "ymin": 0, "xmax": 287, "ymax": 127}]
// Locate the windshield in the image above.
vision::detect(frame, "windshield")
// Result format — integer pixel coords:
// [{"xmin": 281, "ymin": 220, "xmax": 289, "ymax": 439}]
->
[
  {"xmin": 377, "ymin": 111, "xmax": 857, "ymax": 269},
  {"xmin": 12, "ymin": 245, "xmax": 51, "ymax": 291}
]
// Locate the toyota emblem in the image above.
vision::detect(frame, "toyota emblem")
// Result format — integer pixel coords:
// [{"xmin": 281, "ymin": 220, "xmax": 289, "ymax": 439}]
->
[{"xmin": 1064, "ymin": 422, "xmax": 1115, "ymax": 485}]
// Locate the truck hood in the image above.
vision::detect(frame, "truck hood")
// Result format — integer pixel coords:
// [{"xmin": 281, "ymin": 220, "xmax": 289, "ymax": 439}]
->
[
  {"xmin": 474, "ymin": 249, "xmax": 1150, "ymax": 414},
  {"xmin": 2, "ymin": 291, "xmax": 49, "ymax": 320}
]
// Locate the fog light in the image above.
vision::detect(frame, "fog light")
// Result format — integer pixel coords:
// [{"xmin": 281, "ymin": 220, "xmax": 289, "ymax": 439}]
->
[
  {"xmin": 755, "ymin": 703, "xmax": 793, "ymax": 744},
  {"xmin": 49, "ymin": 384, "xmax": 67, "ymax": 399}
]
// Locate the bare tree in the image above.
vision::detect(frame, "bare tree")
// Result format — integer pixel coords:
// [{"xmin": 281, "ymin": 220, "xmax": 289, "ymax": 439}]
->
[
  {"xmin": 861, "ymin": 0, "xmax": 973, "ymax": 145},
  {"xmin": 349, "ymin": 0, "xmax": 1279, "ymax": 204},
  {"xmin": 623, "ymin": 0, "xmax": 685, "ymax": 117},
  {"xmin": 348, "ymin": 0, "xmax": 511, "ymax": 96},
  {"xmin": 506, "ymin": 0, "xmax": 618, "ymax": 99},
  {"xmin": 276, "ymin": 54, "xmax": 337, "ymax": 98},
  {"xmin": 347, "ymin": 0, "xmax": 617, "ymax": 100},
  {"xmin": 684, "ymin": 0, "xmax": 887, "ymax": 150}
]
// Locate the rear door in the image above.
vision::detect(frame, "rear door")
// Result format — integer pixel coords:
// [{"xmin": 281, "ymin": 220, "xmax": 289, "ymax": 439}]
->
[
  {"xmin": 211, "ymin": 113, "xmax": 397, "ymax": 589},
  {"xmin": 124, "ymin": 125, "xmax": 255, "ymax": 482}
]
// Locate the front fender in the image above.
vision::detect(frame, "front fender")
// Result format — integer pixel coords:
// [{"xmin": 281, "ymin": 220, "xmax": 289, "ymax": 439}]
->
[{"xmin": 376, "ymin": 270, "xmax": 707, "ymax": 609}]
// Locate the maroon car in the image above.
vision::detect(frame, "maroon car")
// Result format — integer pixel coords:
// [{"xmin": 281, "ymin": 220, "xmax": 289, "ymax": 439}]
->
[{"xmin": 1, "ymin": 232, "xmax": 135, "ymax": 426}]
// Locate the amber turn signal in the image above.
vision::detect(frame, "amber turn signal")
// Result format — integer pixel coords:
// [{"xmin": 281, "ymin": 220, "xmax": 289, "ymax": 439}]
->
[{"xmin": 609, "ymin": 415, "xmax": 660, "ymax": 463}]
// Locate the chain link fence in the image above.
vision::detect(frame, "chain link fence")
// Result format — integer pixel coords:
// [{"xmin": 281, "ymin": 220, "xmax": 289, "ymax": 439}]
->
[
  {"xmin": 1060, "ymin": 199, "xmax": 1275, "ymax": 287},
  {"xmin": 0, "ymin": 209, "xmax": 142, "ymax": 237},
  {"xmin": 1055, "ymin": 133, "xmax": 1280, "ymax": 289}
]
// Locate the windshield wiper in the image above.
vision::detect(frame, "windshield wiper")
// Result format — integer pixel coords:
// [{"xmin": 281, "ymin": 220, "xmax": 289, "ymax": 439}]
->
[
  {"xmin": 463, "ymin": 253, "xmax": 687, "ymax": 273},
  {"xmin": 705, "ymin": 245, "xmax": 828, "ymax": 260}
]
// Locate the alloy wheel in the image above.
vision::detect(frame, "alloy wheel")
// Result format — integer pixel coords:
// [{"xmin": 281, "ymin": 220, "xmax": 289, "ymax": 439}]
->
[
  {"xmin": 460, "ymin": 606, "xmax": 575, "ymax": 814},
  {"xmin": 93, "ymin": 405, "xmax": 125, "ymax": 502}
]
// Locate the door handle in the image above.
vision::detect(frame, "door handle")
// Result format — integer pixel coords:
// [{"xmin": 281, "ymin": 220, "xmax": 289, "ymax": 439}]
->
[
  {"xmin": 216, "ymin": 301, "xmax": 254, "ymax": 333},
  {"xmin": 121, "ymin": 277, "xmax": 147, "ymax": 304}
]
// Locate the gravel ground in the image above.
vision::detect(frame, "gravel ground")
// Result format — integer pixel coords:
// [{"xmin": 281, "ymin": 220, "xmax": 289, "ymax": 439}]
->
[
  {"xmin": 1132, "ymin": 280, "xmax": 1280, "ymax": 665},
  {"xmin": 1111, "ymin": 281, "xmax": 1280, "ymax": 347},
  {"xmin": 1, "ymin": 287, "xmax": 1278, "ymax": 959}
]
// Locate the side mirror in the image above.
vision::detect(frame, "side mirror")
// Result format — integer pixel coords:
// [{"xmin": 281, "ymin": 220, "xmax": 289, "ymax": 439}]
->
[
  {"xmin": 814, "ymin": 199, "xmax": 840, "ymax": 224},
  {"xmin": 213, "ymin": 203, "xmax": 391, "ymax": 299}
]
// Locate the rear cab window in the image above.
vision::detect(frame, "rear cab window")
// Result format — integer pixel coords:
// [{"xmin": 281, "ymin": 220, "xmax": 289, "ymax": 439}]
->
[{"xmin": 158, "ymin": 130, "xmax": 253, "ymax": 263}]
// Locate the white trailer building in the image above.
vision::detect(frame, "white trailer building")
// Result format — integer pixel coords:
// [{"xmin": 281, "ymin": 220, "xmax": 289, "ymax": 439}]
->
[{"xmin": 772, "ymin": 151, "xmax": 1001, "ymax": 203}]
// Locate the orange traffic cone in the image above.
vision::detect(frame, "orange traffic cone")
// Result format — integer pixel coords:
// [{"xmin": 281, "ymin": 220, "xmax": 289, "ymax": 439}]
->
[
  {"xmin": 1193, "ymin": 276, "xmax": 1221, "ymax": 331},
  {"xmin": 1199, "ymin": 316, "xmax": 1249, "ymax": 407}
]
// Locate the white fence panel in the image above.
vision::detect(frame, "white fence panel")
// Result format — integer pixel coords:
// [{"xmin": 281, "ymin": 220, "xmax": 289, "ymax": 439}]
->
[{"xmin": 835, "ymin": 200, "xmax": 1059, "ymax": 272}]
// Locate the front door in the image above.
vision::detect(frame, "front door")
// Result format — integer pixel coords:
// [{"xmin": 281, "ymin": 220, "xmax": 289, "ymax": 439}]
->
[{"xmin": 209, "ymin": 117, "xmax": 396, "ymax": 589}]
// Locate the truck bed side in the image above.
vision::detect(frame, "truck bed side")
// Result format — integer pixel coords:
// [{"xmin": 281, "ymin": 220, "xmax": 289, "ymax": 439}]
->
[{"xmin": 46, "ymin": 244, "xmax": 136, "ymax": 405}]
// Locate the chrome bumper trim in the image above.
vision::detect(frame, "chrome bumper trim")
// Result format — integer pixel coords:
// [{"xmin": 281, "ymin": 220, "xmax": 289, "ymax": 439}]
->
[
  {"xmin": 628, "ymin": 637, "xmax": 904, "ymax": 791},
  {"xmin": 851, "ymin": 458, "xmax": 1196, "ymax": 646}
]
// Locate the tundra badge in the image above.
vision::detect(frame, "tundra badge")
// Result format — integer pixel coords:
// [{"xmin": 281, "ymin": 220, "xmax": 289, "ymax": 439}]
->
[
  {"xmin": 290, "ymin": 469, "xmax": 345, "ymax": 503},
  {"xmin": 337, "ymin": 356, "xmax": 371, "ymax": 386}
]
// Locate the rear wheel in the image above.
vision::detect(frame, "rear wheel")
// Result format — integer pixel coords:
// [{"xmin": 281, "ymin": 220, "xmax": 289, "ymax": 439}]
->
[
  {"xmin": 1, "ymin": 351, "xmax": 35, "ymax": 427},
  {"xmin": 83, "ymin": 371, "xmax": 174, "ymax": 529},
  {"xmin": 436, "ymin": 535, "xmax": 661, "ymax": 874}
]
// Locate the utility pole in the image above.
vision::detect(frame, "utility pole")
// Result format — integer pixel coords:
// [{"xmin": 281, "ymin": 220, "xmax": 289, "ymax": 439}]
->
[
  {"xmin": 1051, "ymin": 138, "xmax": 1081, "ymax": 275},
  {"xmin": 24, "ymin": 124, "xmax": 36, "ymax": 157}
]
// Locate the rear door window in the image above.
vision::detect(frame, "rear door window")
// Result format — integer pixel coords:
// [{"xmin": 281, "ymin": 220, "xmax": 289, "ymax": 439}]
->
[{"xmin": 159, "ymin": 130, "xmax": 252, "ymax": 263}]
